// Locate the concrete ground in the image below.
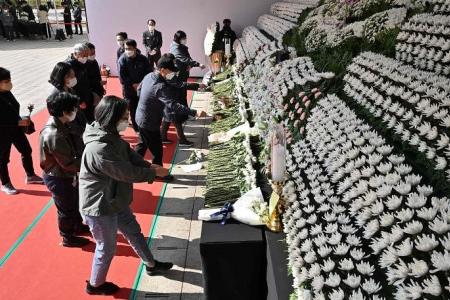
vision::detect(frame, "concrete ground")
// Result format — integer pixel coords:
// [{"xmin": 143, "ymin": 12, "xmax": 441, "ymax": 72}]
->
[
  {"xmin": 0, "ymin": 33, "xmax": 88, "ymax": 115},
  {"xmin": 0, "ymin": 36, "xmax": 208, "ymax": 299}
]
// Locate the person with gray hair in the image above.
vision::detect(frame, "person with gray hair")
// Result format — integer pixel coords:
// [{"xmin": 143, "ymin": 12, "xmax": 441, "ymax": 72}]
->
[{"xmin": 66, "ymin": 43, "xmax": 95, "ymax": 123}]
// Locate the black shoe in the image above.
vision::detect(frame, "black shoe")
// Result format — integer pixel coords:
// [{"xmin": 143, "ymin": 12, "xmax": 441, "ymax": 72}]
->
[
  {"xmin": 62, "ymin": 236, "xmax": 90, "ymax": 247},
  {"xmin": 179, "ymin": 140, "xmax": 194, "ymax": 147},
  {"xmin": 145, "ymin": 260, "xmax": 174, "ymax": 276},
  {"xmin": 75, "ymin": 224, "xmax": 91, "ymax": 235},
  {"xmin": 156, "ymin": 175, "xmax": 174, "ymax": 182},
  {"xmin": 86, "ymin": 281, "xmax": 119, "ymax": 295}
]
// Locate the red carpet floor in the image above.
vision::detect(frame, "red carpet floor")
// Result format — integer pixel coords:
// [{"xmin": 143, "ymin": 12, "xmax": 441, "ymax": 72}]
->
[{"xmin": 0, "ymin": 77, "xmax": 185, "ymax": 299}]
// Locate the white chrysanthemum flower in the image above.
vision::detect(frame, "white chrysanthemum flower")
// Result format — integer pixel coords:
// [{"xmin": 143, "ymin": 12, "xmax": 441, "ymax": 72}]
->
[
  {"xmin": 328, "ymin": 288, "xmax": 345, "ymax": 300},
  {"xmin": 422, "ymin": 275, "xmax": 442, "ymax": 296},
  {"xmin": 325, "ymin": 223, "xmax": 339, "ymax": 234},
  {"xmin": 417, "ymin": 207, "xmax": 438, "ymax": 221},
  {"xmin": 343, "ymin": 274, "xmax": 361, "ymax": 289},
  {"xmin": 390, "ymin": 225, "xmax": 405, "ymax": 244},
  {"xmin": 385, "ymin": 195, "xmax": 403, "ymax": 210},
  {"xmin": 370, "ymin": 236, "xmax": 390, "ymax": 255},
  {"xmin": 304, "ymin": 251, "xmax": 317, "ymax": 264},
  {"xmin": 408, "ymin": 258, "xmax": 429, "ymax": 278},
  {"xmin": 325, "ymin": 273, "xmax": 341, "ymax": 288},
  {"xmin": 341, "ymin": 224, "xmax": 358, "ymax": 234},
  {"xmin": 361, "ymin": 278, "xmax": 382, "ymax": 295},
  {"xmin": 311, "ymin": 224, "xmax": 323, "ymax": 236},
  {"xmin": 396, "ymin": 208, "xmax": 414, "ymax": 223},
  {"xmin": 308, "ymin": 263, "xmax": 322, "ymax": 279},
  {"xmin": 429, "ymin": 217, "xmax": 450, "ymax": 235},
  {"xmin": 364, "ymin": 219, "xmax": 380, "ymax": 239},
  {"xmin": 301, "ymin": 239, "xmax": 313, "ymax": 253},
  {"xmin": 311, "ymin": 275, "xmax": 324, "ymax": 292},
  {"xmin": 394, "ymin": 183, "xmax": 414, "ymax": 200},
  {"xmin": 388, "ymin": 154, "xmax": 405, "ymax": 165},
  {"xmin": 350, "ymin": 248, "xmax": 366, "ymax": 261},
  {"xmin": 404, "ymin": 221, "xmax": 424, "ymax": 235},
  {"xmin": 417, "ymin": 185, "xmax": 433, "ymax": 197},
  {"xmin": 356, "ymin": 261, "xmax": 375, "ymax": 276},
  {"xmin": 396, "ymin": 238, "xmax": 413, "ymax": 257},
  {"xmin": 386, "ymin": 259, "xmax": 409, "ymax": 284},
  {"xmin": 395, "ymin": 164, "xmax": 412, "ymax": 175},
  {"xmin": 385, "ymin": 172, "xmax": 401, "ymax": 186},
  {"xmin": 431, "ymin": 250, "xmax": 450, "ymax": 273},
  {"xmin": 432, "ymin": 197, "xmax": 450, "ymax": 210},
  {"xmin": 371, "ymin": 200, "xmax": 384, "ymax": 216},
  {"xmin": 346, "ymin": 234, "xmax": 362, "ymax": 247},
  {"xmin": 323, "ymin": 212, "xmax": 337, "ymax": 223},
  {"xmin": 402, "ymin": 280, "xmax": 423, "ymax": 300},
  {"xmin": 337, "ymin": 214, "xmax": 351, "ymax": 225},
  {"xmin": 328, "ymin": 232, "xmax": 343, "ymax": 245},
  {"xmin": 314, "ymin": 234, "xmax": 328, "ymax": 248},
  {"xmin": 406, "ymin": 193, "xmax": 427, "ymax": 209},
  {"xmin": 320, "ymin": 257, "xmax": 334, "ymax": 273},
  {"xmin": 361, "ymin": 166, "xmax": 376, "ymax": 178},
  {"xmin": 339, "ymin": 258, "xmax": 355, "ymax": 271},
  {"xmin": 307, "ymin": 214, "xmax": 318, "ymax": 225},
  {"xmin": 415, "ymin": 234, "xmax": 439, "ymax": 252},
  {"xmin": 435, "ymin": 156, "xmax": 447, "ymax": 170},
  {"xmin": 318, "ymin": 245, "xmax": 333, "ymax": 258},
  {"xmin": 405, "ymin": 174, "xmax": 422, "ymax": 186},
  {"xmin": 380, "ymin": 213, "xmax": 395, "ymax": 227},
  {"xmin": 377, "ymin": 185, "xmax": 393, "ymax": 198},
  {"xmin": 379, "ymin": 247, "xmax": 398, "ymax": 268},
  {"xmin": 348, "ymin": 289, "xmax": 365, "ymax": 300},
  {"xmin": 334, "ymin": 243, "xmax": 350, "ymax": 256}
]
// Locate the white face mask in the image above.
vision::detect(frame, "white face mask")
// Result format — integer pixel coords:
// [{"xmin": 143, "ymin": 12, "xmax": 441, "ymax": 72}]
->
[
  {"xmin": 77, "ymin": 57, "xmax": 88, "ymax": 64},
  {"xmin": 165, "ymin": 72, "xmax": 175, "ymax": 81},
  {"xmin": 117, "ymin": 41, "xmax": 124, "ymax": 48},
  {"xmin": 125, "ymin": 50, "xmax": 135, "ymax": 57},
  {"xmin": 88, "ymin": 55, "xmax": 96, "ymax": 61},
  {"xmin": 66, "ymin": 77, "xmax": 77, "ymax": 88},
  {"xmin": 116, "ymin": 120, "xmax": 128, "ymax": 132},
  {"xmin": 66, "ymin": 111, "xmax": 77, "ymax": 122},
  {"xmin": 180, "ymin": 39, "xmax": 187, "ymax": 45}
]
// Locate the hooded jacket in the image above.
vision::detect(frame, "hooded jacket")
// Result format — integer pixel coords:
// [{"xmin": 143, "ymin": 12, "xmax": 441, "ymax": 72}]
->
[{"xmin": 79, "ymin": 122, "xmax": 156, "ymax": 216}]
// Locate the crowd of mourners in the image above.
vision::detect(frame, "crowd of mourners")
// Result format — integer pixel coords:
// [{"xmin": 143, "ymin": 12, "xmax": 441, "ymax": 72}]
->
[{"xmin": 0, "ymin": 17, "xmax": 236, "ymax": 295}]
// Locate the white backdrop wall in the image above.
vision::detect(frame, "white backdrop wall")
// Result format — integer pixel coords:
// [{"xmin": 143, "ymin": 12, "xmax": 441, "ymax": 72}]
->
[{"xmin": 85, "ymin": 0, "xmax": 277, "ymax": 77}]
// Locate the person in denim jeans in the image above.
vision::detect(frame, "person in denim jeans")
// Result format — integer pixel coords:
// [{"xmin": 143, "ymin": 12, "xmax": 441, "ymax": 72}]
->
[{"xmin": 79, "ymin": 96, "xmax": 173, "ymax": 295}]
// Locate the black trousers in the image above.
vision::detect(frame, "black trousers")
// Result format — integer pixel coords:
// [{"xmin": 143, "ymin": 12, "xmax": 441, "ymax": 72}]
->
[
  {"xmin": 161, "ymin": 120, "xmax": 187, "ymax": 141},
  {"xmin": 40, "ymin": 23, "xmax": 51, "ymax": 38},
  {"xmin": 43, "ymin": 174, "xmax": 83, "ymax": 238},
  {"xmin": 139, "ymin": 128, "xmax": 163, "ymax": 166},
  {"xmin": 74, "ymin": 22, "xmax": 82, "ymax": 34},
  {"xmin": 0, "ymin": 128, "xmax": 35, "ymax": 185},
  {"xmin": 64, "ymin": 24, "xmax": 73, "ymax": 36},
  {"xmin": 147, "ymin": 50, "xmax": 161, "ymax": 71}
]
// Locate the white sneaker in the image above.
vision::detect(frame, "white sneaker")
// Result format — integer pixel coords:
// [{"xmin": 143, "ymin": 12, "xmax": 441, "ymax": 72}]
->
[{"xmin": 1, "ymin": 183, "xmax": 18, "ymax": 195}]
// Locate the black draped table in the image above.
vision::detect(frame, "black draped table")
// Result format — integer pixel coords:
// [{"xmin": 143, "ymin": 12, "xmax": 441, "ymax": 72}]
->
[{"xmin": 17, "ymin": 21, "xmax": 44, "ymax": 37}]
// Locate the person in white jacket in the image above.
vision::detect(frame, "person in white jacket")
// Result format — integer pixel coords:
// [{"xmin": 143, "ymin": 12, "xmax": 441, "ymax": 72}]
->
[{"xmin": 37, "ymin": 5, "xmax": 51, "ymax": 39}]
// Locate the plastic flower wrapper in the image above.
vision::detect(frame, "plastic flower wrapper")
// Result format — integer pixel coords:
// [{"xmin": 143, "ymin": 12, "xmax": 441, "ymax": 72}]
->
[{"xmin": 231, "ymin": 187, "xmax": 267, "ymax": 226}]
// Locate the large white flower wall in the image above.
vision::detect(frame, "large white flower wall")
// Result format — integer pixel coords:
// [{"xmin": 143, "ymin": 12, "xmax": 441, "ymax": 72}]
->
[
  {"xmin": 257, "ymin": 14, "xmax": 297, "ymax": 41},
  {"xmin": 270, "ymin": 1, "xmax": 319, "ymax": 23},
  {"xmin": 396, "ymin": 13, "xmax": 450, "ymax": 75},
  {"xmin": 343, "ymin": 51, "xmax": 450, "ymax": 182},
  {"xmin": 283, "ymin": 94, "xmax": 450, "ymax": 299}
]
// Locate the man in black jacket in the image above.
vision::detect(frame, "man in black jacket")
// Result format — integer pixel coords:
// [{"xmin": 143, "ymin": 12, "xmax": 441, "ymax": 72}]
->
[
  {"xmin": 85, "ymin": 42, "xmax": 105, "ymax": 106},
  {"xmin": 136, "ymin": 56, "xmax": 202, "ymax": 182},
  {"xmin": 218, "ymin": 19, "xmax": 237, "ymax": 51},
  {"xmin": 66, "ymin": 43, "xmax": 95, "ymax": 123},
  {"xmin": 116, "ymin": 31, "xmax": 128, "ymax": 61},
  {"xmin": 0, "ymin": 67, "xmax": 43, "ymax": 195},
  {"xmin": 73, "ymin": 2, "xmax": 82, "ymax": 35},
  {"xmin": 142, "ymin": 19, "xmax": 162, "ymax": 70}
]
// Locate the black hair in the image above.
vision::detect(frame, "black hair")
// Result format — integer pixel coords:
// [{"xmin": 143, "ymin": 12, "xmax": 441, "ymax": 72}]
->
[
  {"xmin": 116, "ymin": 32, "xmax": 128, "ymax": 40},
  {"xmin": 39, "ymin": 4, "xmax": 47, "ymax": 10},
  {"xmin": 173, "ymin": 31, "xmax": 187, "ymax": 44},
  {"xmin": 95, "ymin": 96, "xmax": 129, "ymax": 133},
  {"xmin": 162, "ymin": 53, "xmax": 175, "ymax": 60},
  {"xmin": 223, "ymin": 19, "xmax": 231, "ymax": 24},
  {"xmin": 125, "ymin": 39, "xmax": 137, "ymax": 48},
  {"xmin": 0, "ymin": 67, "xmax": 11, "ymax": 81},
  {"xmin": 46, "ymin": 92, "xmax": 79, "ymax": 117},
  {"xmin": 49, "ymin": 62, "xmax": 73, "ymax": 90},
  {"xmin": 147, "ymin": 19, "xmax": 156, "ymax": 25},
  {"xmin": 84, "ymin": 42, "xmax": 95, "ymax": 50}
]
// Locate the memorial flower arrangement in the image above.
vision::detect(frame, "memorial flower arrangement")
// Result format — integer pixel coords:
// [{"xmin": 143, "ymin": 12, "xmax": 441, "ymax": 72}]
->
[{"xmin": 205, "ymin": 0, "xmax": 450, "ymax": 298}]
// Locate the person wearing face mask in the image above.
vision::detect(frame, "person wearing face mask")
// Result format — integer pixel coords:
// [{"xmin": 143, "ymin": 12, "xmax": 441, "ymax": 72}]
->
[
  {"xmin": 136, "ymin": 56, "xmax": 204, "ymax": 182},
  {"xmin": 67, "ymin": 43, "xmax": 95, "ymax": 123},
  {"xmin": 116, "ymin": 32, "xmax": 128, "ymax": 61},
  {"xmin": 118, "ymin": 39, "xmax": 151, "ymax": 153},
  {"xmin": 40, "ymin": 92, "xmax": 90, "ymax": 248},
  {"xmin": 48, "ymin": 62, "xmax": 87, "ymax": 159},
  {"xmin": 84, "ymin": 42, "xmax": 106, "ymax": 106},
  {"xmin": 79, "ymin": 96, "xmax": 172, "ymax": 295},
  {"xmin": 142, "ymin": 19, "xmax": 162, "ymax": 70},
  {"xmin": 0, "ymin": 67, "xmax": 43, "ymax": 195},
  {"xmin": 169, "ymin": 31, "xmax": 206, "ymax": 145}
]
